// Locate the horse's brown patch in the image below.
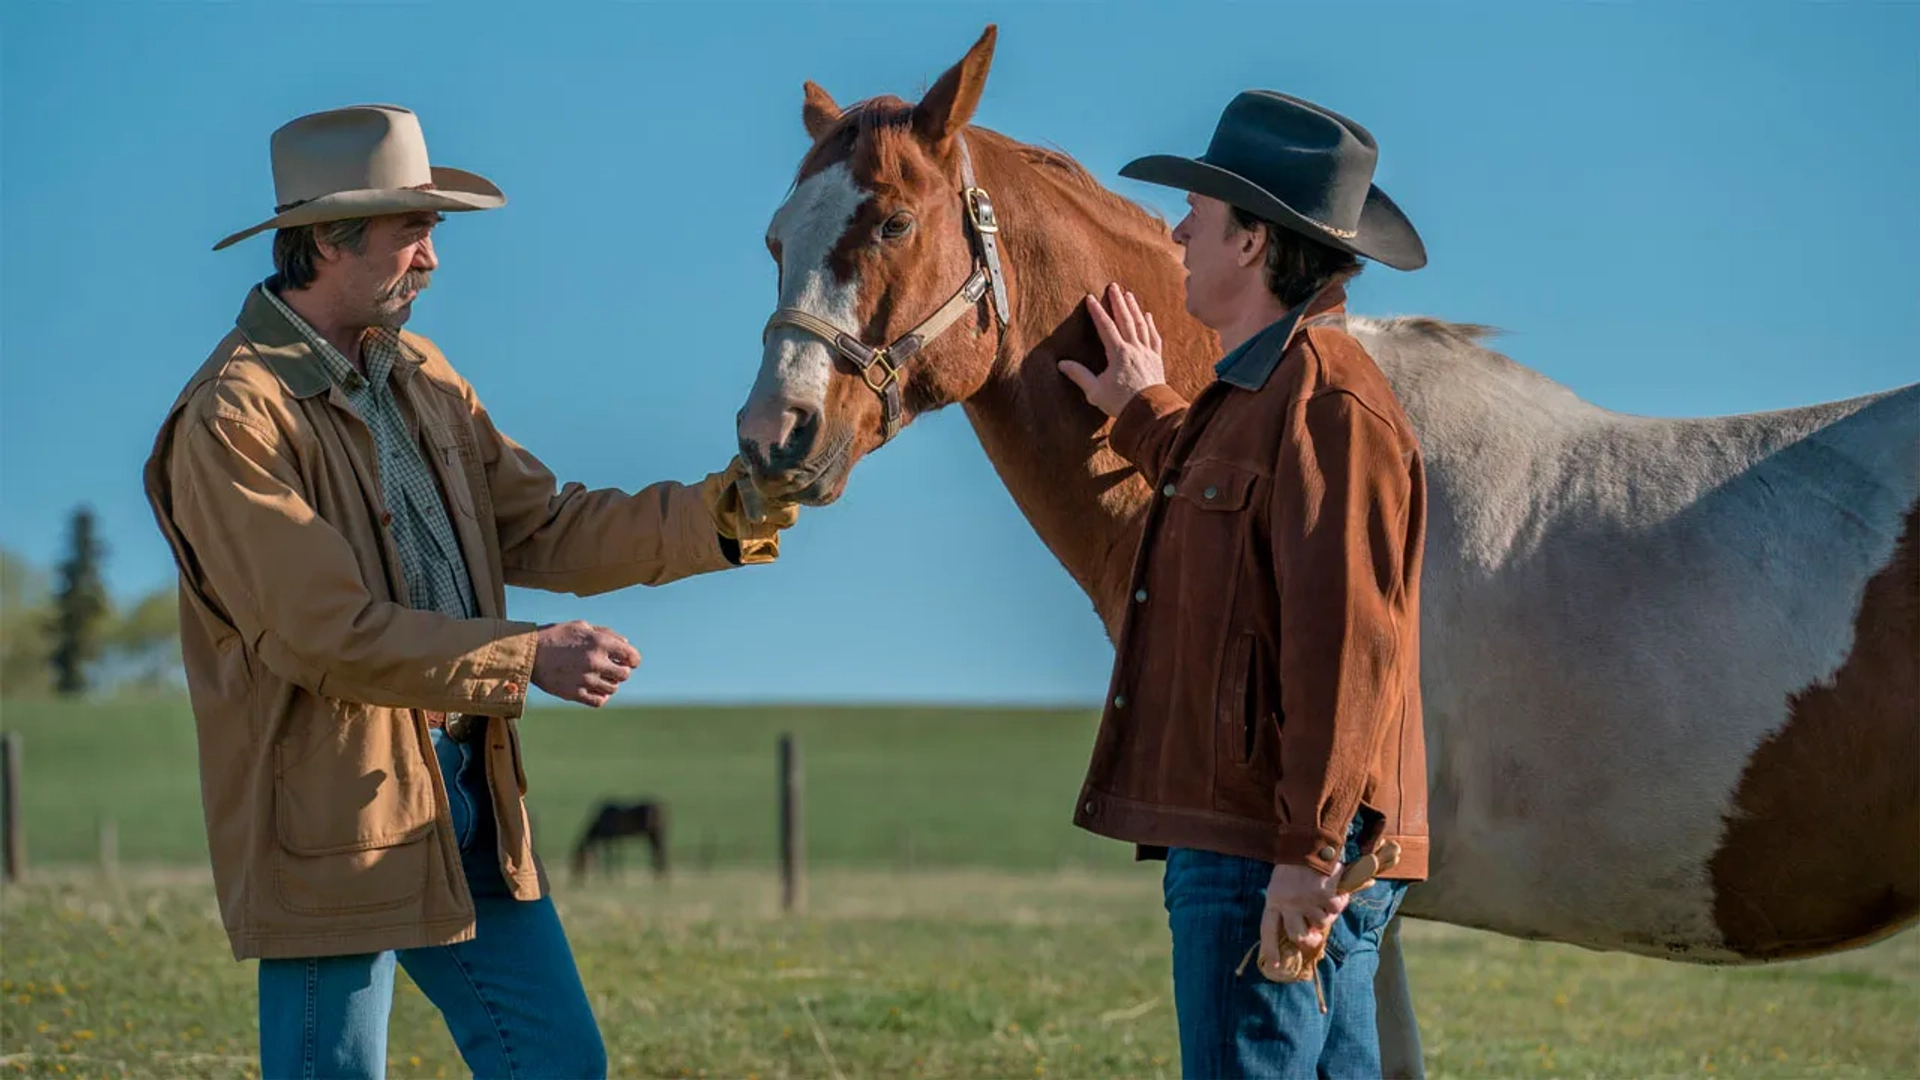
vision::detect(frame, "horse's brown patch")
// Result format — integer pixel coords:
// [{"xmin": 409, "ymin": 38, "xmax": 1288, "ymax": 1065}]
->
[{"xmin": 1711, "ymin": 502, "xmax": 1920, "ymax": 959}]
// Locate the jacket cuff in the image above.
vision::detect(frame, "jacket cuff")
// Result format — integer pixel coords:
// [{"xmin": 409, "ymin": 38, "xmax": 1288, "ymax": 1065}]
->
[
  {"xmin": 677, "ymin": 484, "xmax": 743, "ymax": 576},
  {"xmin": 1109, "ymin": 384, "xmax": 1188, "ymax": 473},
  {"xmin": 730, "ymin": 534, "xmax": 779, "ymax": 565},
  {"xmin": 1274, "ymin": 824, "xmax": 1351, "ymax": 876},
  {"xmin": 456, "ymin": 620, "xmax": 540, "ymax": 717}
]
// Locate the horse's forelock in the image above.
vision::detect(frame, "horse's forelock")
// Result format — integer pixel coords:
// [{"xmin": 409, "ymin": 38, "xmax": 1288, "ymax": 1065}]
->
[{"xmin": 796, "ymin": 95, "xmax": 916, "ymax": 184}]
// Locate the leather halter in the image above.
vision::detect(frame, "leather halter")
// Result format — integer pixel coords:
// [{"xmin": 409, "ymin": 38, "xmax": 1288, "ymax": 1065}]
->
[{"xmin": 762, "ymin": 134, "xmax": 1011, "ymax": 444}]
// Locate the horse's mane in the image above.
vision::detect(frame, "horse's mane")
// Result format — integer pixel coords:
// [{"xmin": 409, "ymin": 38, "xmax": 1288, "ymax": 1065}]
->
[{"xmin": 1362, "ymin": 315, "xmax": 1501, "ymax": 348}]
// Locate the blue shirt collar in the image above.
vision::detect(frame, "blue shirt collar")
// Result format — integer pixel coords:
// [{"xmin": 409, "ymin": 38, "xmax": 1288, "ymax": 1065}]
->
[
  {"xmin": 1213, "ymin": 306, "xmax": 1304, "ymax": 391},
  {"xmin": 1210, "ymin": 283, "xmax": 1350, "ymax": 391}
]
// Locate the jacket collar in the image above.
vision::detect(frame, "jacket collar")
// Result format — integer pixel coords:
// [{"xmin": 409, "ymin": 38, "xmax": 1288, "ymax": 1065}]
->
[
  {"xmin": 1213, "ymin": 283, "xmax": 1349, "ymax": 391},
  {"xmin": 237, "ymin": 283, "xmax": 424, "ymax": 400}
]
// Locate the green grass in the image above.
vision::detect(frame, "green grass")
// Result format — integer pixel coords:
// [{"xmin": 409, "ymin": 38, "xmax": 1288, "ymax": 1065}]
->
[
  {"xmin": 0, "ymin": 698, "xmax": 1124, "ymax": 870},
  {"xmin": 2, "ymin": 869, "xmax": 1916, "ymax": 1078},
  {"xmin": 3, "ymin": 699, "xmax": 1916, "ymax": 1076}
]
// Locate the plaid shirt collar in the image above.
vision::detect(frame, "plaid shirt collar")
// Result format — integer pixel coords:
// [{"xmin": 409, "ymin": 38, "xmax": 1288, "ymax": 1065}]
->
[{"xmin": 257, "ymin": 283, "xmax": 418, "ymax": 396}]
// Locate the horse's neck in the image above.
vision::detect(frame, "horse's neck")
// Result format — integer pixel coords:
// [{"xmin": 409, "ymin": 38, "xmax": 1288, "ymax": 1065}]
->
[{"xmin": 956, "ymin": 135, "xmax": 1221, "ymax": 637}]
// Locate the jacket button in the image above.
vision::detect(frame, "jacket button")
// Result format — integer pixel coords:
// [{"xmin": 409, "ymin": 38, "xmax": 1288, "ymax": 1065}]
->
[
  {"xmin": 1318, "ymin": 845, "xmax": 1338, "ymax": 862},
  {"xmin": 1083, "ymin": 800, "xmax": 1096, "ymax": 815},
  {"xmin": 1134, "ymin": 588, "xmax": 1148, "ymax": 603},
  {"xmin": 1162, "ymin": 483, "xmax": 1176, "ymax": 497},
  {"xmin": 1203, "ymin": 486, "xmax": 1219, "ymax": 500},
  {"xmin": 380, "ymin": 511, "xmax": 394, "ymax": 527},
  {"xmin": 1113, "ymin": 694, "xmax": 1127, "ymax": 708}
]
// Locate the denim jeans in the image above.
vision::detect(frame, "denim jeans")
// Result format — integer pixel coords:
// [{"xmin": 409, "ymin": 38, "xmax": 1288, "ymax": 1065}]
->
[
  {"xmin": 257, "ymin": 719, "xmax": 606, "ymax": 1079},
  {"xmin": 1163, "ymin": 814, "xmax": 1409, "ymax": 1079}
]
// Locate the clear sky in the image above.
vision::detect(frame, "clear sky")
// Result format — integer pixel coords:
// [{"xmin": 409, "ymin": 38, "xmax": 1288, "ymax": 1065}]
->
[{"xmin": 2, "ymin": 1, "xmax": 1915, "ymax": 704}]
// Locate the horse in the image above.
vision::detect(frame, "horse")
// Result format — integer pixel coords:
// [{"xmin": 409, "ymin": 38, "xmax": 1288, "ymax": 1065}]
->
[
  {"xmin": 735, "ymin": 26, "xmax": 1919, "ymax": 1075},
  {"xmin": 570, "ymin": 799, "xmax": 670, "ymax": 883}
]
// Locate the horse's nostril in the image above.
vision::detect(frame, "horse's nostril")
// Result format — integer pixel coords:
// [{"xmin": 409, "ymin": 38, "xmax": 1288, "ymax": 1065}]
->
[{"xmin": 778, "ymin": 406, "xmax": 817, "ymax": 450}]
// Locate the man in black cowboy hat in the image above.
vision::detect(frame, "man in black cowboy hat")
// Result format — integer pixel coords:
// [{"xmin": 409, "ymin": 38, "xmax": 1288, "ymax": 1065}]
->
[{"xmin": 1059, "ymin": 90, "xmax": 1430, "ymax": 1077}]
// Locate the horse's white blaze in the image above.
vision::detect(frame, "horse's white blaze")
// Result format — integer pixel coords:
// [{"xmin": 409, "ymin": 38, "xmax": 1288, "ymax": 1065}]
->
[
  {"xmin": 748, "ymin": 163, "xmax": 869, "ymax": 420},
  {"xmin": 1353, "ymin": 318, "xmax": 1920, "ymax": 958}
]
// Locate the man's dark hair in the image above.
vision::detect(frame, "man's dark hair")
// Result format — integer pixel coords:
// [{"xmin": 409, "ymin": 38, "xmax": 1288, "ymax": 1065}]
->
[
  {"xmin": 1227, "ymin": 205, "xmax": 1363, "ymax": 308},
  {"xmin": 269, "ymin": 218, "xmax": 371, "ymax": 290}
]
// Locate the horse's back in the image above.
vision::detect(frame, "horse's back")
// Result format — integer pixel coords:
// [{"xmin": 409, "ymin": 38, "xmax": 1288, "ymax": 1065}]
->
[{"xmin": 1358, "ymin": 318, "xmax": 1918, "ymax": 960}]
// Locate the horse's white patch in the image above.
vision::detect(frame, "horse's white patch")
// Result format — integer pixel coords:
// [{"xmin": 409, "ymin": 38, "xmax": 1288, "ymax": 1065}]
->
[
  {"xmin": 747, "ymin": 163, "xmax": 868, "ymax": 420},
  {"xmin": 1351, "ymin": 317, "xmax": 1920, "ymax": 959}
]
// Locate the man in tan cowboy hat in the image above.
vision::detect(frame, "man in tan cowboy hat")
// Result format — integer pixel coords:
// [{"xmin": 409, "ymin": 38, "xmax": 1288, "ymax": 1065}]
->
[
  {"xmin": 144, "ymin": 104, "xmax": 795, "ymax": 1078},
  {"xmin": 1059, "ymin": 90, "xmax": 1429, "ymax": 1078}
]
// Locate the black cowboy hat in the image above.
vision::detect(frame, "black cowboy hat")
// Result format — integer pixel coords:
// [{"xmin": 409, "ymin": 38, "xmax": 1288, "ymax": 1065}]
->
[{"xmin": 1121, "ymin": 90, "xmax": 1426, "ymax": 271}]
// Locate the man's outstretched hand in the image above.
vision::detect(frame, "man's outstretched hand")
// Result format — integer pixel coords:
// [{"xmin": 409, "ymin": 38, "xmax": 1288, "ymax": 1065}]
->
[{"xmin": 531, "ymin": 620, "xmax": 640, "ymax": 708}]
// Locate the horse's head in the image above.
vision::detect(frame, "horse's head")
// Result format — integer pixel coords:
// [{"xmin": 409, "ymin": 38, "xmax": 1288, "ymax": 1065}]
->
[{"xmin": 737, "ymin": 26, "xmax": 1005, "ymax": 504}]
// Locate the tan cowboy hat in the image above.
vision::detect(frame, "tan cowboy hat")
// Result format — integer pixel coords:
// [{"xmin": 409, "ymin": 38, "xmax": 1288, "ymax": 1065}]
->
[{"xmin": 213, "ymin": 104, "xmax": 505, "ymax": 251}]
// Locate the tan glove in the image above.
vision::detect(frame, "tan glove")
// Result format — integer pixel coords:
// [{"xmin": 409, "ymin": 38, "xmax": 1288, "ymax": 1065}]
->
[
  {"xmin": 698, "ymin": 457, "xmax": 801, "ymax": 566},
  {"xmin": 1239, "ymin": 841, "xmax": 1402, "ymax": 1013}
]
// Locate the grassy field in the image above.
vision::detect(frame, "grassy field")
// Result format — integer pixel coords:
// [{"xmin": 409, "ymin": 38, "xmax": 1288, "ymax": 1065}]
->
[
  {"xmin": 2, "ymin": 699, "xmax": 1917, "ymax": 1077},
  {"xmin": 0, "ymin": 698, "xmax": 1123, "ymax": 870},
  {"xmin": 2, "ymin": 869, "xmax": 1916, "ymax": 1079}
]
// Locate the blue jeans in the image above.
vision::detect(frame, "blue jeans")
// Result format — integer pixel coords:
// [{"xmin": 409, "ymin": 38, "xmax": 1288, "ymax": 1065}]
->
[
  {"xmin": 258, "ymin": 719, "xmax": 606, "ymax": 1079},
  {"xmin": 1163, "ymin": 815, "xmax": 1409, "ymax": 1079}
]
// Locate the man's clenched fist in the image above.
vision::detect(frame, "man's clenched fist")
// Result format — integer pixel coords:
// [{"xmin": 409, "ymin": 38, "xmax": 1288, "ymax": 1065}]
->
[{"xmin": 531, "ymin": 620, "xmax": 640, "ymax": 708}]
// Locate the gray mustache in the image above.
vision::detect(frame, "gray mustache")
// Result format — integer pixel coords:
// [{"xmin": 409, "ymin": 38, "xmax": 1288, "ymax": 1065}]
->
[{"xmin": 383, "ymin": 272, "xmax": 432, "ymax": 299}]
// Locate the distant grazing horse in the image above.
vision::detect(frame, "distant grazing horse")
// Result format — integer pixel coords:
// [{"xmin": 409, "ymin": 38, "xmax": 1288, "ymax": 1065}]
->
[
  {"xmin": 735, "ymin": 25, "xmax": 1920, "ymax": 1076},
  {"xmin": 571, "ymin": 800, "xmax": 670, "ymax": 883}
]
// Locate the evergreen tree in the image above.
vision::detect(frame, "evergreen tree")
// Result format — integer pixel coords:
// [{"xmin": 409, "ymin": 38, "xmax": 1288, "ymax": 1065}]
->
[{"xmin": 47, "ymin": 506, "xmax": 110, "ymax": 696}]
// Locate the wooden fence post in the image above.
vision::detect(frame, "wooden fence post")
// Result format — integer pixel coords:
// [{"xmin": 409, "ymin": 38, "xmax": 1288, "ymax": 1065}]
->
[
  {"xmin": 779, "ymin": 733, "xmax": 805, "ymax": 914},
  {"xmin": 2, "ymin": 732, "xmax": 22, "ymax": 884},
  {"xmin": 98, "ymin": 817, "xmax": 118, "ymax": 879}
]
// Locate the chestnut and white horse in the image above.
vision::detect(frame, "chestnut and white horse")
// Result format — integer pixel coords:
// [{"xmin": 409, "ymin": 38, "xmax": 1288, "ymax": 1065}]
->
[{"xmin": 737, "ymin": 27, "xmax": 1919, "ymax": 1074}]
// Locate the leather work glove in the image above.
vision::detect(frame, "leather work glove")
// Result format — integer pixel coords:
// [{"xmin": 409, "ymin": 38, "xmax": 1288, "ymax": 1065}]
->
[
  {"xmin": 1239, "ymin": 841, "xmax": 1402, "ymax": 1013},
  {"xmin": 699, "ymin": 457, "xmax": 801, "ymax": 566}
]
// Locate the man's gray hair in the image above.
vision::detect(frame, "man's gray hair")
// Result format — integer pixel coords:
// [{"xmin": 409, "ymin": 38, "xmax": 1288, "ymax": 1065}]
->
[{"xmin": 270, "ymin": 218, "xmax": 371, "ymax": 290}]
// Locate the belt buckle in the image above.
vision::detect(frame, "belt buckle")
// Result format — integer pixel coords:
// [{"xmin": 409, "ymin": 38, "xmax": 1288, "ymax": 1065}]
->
[{"xmin": 444, "ymin": 715, "xmax": 474, "ymax": 743}]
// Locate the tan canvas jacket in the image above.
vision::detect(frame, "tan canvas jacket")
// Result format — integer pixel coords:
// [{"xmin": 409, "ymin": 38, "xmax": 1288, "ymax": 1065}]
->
[
  {"xmin": 144, "ymin": 288, "xmax": 740, "ymax": 959},
  {"xmin": 1073, "ymin": 286, "xmax": 1430, "ymax": 879}
]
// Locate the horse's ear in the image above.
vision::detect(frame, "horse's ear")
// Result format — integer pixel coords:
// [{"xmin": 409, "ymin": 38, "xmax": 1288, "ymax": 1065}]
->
[
  {"xmin": 803, "ymin": 81, "xmax": 842, "ymax": 141},
  {"xmin": 912, "ymin": 25, "xmax": 997, "ymax": 151}
]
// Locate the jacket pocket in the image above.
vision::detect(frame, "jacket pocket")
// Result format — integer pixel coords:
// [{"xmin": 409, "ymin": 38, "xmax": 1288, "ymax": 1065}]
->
[
  {"xmin": 1174, "ymin": 459, "xmax": 1258, "ymax": 512},
  {"xmin": 425, "ymin": 422, "xmax": 483, "ymax": 523},
  {"xmin": 1213, "ymin": 630, "xmax": 1283, "ymax": 819},
  {"xmin": 1218, "ymin": 632, "xmax": 1256, "ymax": 765},
  {"xmin": 273, "ymin": 835, "xmax": 430, "ymax": 915},
  {"xmin": 275, "ymin": 703, "xmax": 436, "ymax": 855},
  {"xmin": 272, "ymin": 704, "xmax": 436, "ymax": 915}
]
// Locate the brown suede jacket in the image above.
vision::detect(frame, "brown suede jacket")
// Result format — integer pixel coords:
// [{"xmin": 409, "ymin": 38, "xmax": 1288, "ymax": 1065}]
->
[{"xmin": 1073, "ymin": 285, "xmax": 1430, "ymax": 879}]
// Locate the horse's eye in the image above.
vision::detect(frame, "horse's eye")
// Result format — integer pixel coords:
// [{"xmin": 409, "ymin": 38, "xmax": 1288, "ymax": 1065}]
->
[{"xmin": 880, "ymin": 211, "xmax": 915, "ymax": 240}]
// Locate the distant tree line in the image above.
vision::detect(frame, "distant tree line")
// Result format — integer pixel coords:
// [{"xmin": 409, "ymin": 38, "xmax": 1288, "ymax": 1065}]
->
[{"xmin": 1, "ymin": 506, "xmax": 181, "ymax": 699}]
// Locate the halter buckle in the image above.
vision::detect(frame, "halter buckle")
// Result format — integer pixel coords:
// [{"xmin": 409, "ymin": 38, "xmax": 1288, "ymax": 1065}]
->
[
  {"xmin": 964, "ymin": 187, "xmax": 999, "ymax": 235},
  {"xmin": 859, "ymin": 348, "xmax": 901, "ymax": 393}
]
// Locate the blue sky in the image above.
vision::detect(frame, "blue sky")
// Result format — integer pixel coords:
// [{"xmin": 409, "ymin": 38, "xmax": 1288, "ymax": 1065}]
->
[{"xmin": 2, "ymin": 1, "xmax": 1915, "ymax": 704}]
